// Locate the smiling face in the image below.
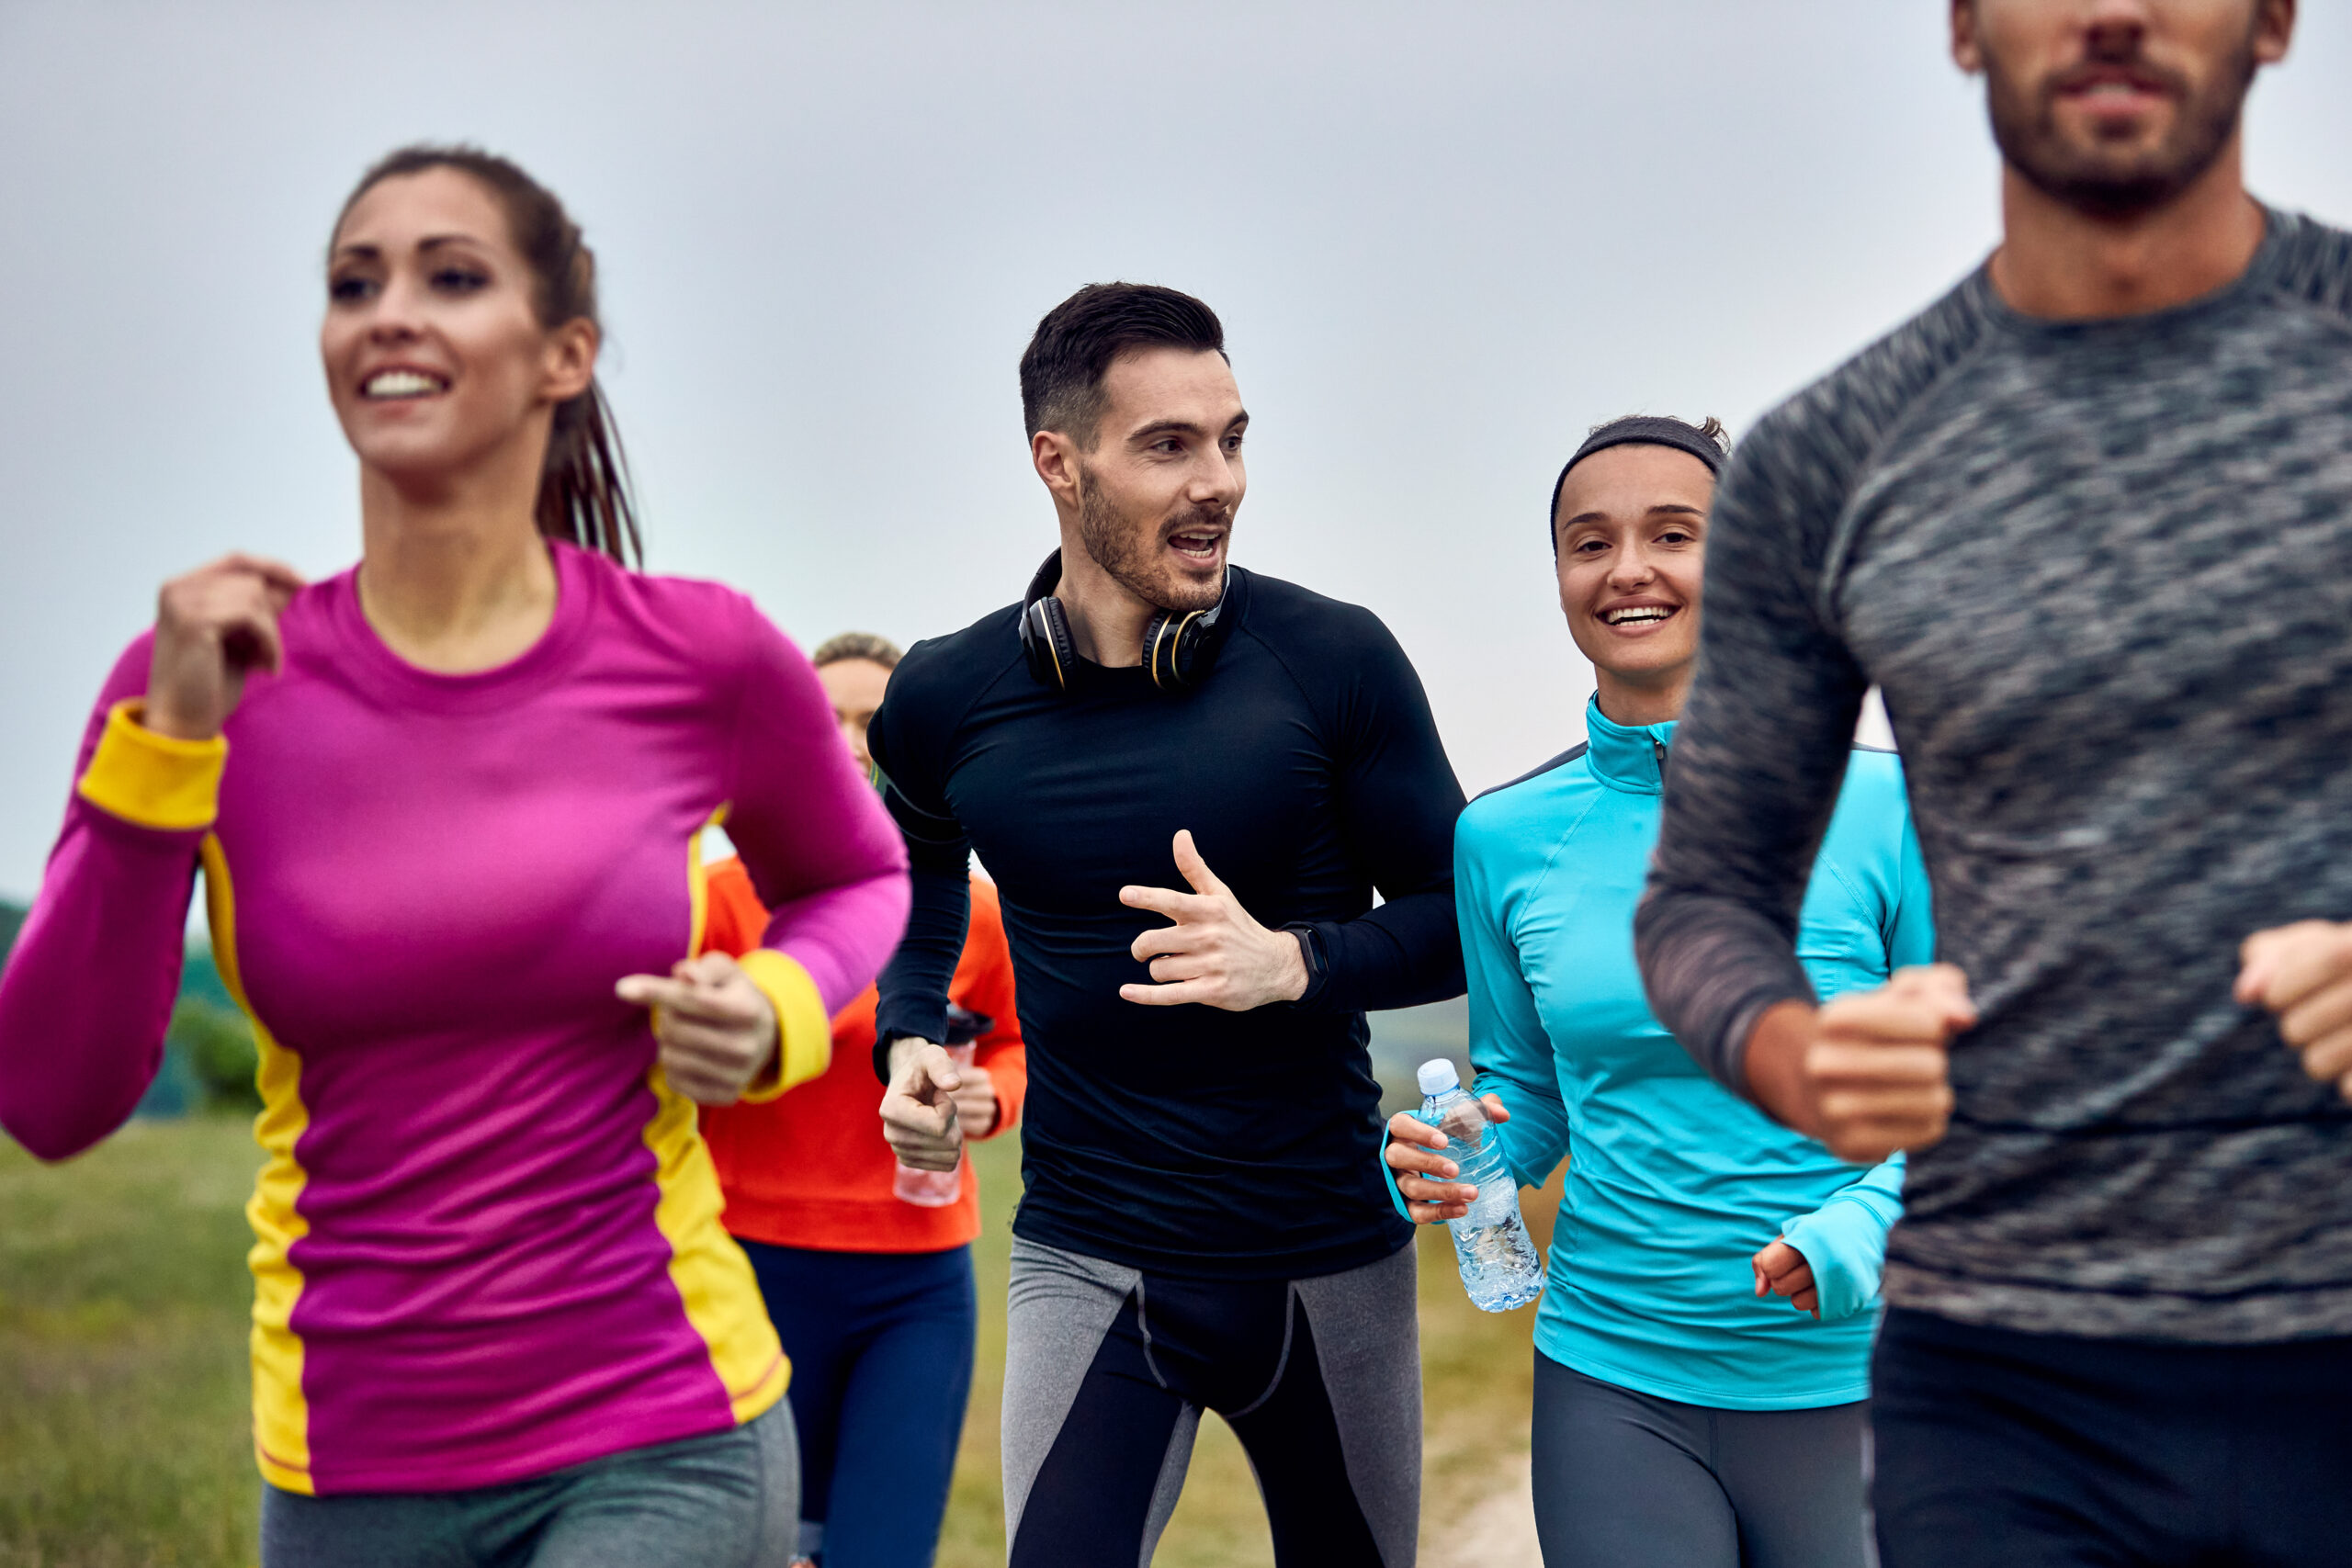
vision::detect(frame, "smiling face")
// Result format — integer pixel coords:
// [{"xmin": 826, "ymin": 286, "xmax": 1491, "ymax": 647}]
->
[
  {"xmin": 322, "ymin": 166, "xmax": 595, "ymax": 488},
  {"xmin": 1553, "ymin": 443, "xmax": 1714, "ymax": 703},
  {"xmin": 1956, "ymin": 0, "xmax": 2292, "ymax": 218},
  {"xmin": 1066, "ymin": 347, "xmax": 1247, "ymax": 614}
]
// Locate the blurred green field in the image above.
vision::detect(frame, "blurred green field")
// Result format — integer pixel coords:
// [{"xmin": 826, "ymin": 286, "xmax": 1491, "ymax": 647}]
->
[{"xmin": 0, "ymin": 1111, "xmax": 1552, "ymax": 1567}]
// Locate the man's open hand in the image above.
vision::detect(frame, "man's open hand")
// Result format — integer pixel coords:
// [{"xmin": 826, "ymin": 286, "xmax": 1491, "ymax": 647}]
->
[
  {"xmin": 2237, "ymin": 920, "xmax": 2352, "ymax": 1101},
  {"xmin": 616, "ymin": 953, "xmax": 778, "ymax": 1107},
  {"xmin": 879, "ymin": 1037, "xmax": 965, "ymax": 1171},
  {"xmin": 1747, "ymin": 964, "xmax": 1974, "ymax": 1163},
  {"xmin": 1119, "ymin": 829, "xmax": 1308, "ymax": 1011}
]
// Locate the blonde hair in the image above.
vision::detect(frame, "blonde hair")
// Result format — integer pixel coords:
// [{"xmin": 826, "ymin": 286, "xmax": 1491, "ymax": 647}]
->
[{"xmin": 810, "ymin": 632, "xmax": 902, "ymax": 671}]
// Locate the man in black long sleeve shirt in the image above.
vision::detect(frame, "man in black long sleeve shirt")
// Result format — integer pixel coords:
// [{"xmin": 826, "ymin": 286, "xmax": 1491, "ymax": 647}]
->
[{"xmin": 871, "ymin": 284, "xmax": 1461, "ymax": 1567}]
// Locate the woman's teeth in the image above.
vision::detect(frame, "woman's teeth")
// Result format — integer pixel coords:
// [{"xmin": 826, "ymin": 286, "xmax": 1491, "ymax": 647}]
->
[
  {"xmin": 363, "ymin": 370, "xmax": 447, "ymax": 400},
  {"xmin": 1603, "ymin": 606, "xmax": 1674, "ymax": 626}
]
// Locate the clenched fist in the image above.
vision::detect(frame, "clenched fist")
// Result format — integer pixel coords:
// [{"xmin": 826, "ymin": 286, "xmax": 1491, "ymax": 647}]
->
[
  {"xmin": 1750, "ymin": 1238, "xmax": 1821, "ymax": 1319},
  {"xmin": 145, "ymin": 554, "xmax": 309, "ymax": 740},
  {"xmin": 1747, "ymin": 964, "xmax": 1975, "ymax": 1163},
  {"xmin": 879, "ymin": 1037, "xmax": 966, "ymax": 1172},
  {"xmin": 615, "ymin": 953, "xmax": 779, "ymax": 1107},
  {"xmin": 2237, "ymin": 920, "xmax": 2352, "ymax": 1101}
]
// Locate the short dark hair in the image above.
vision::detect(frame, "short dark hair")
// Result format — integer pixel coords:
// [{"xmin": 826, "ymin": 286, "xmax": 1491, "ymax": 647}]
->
[{"xmin": 1019, "ymin": 283, "xmax": 1227, "ymax": 448}]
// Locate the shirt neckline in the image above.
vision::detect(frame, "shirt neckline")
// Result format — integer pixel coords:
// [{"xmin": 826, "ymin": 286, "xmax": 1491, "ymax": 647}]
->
[
  {"xmin": 1968, "ymin": 203, "xmax": 2291, "ymax": 342},
  {"xmin": 1584, "ymin": 696, "xmax": 1675, "ymax": 795},
  {"xmin": 1056, "ymin": 566, "xmax": 1253, "ymax": 700},
  {"xmin": 323, "ymin": 539, "xmax": 600, "ymax": 715}
]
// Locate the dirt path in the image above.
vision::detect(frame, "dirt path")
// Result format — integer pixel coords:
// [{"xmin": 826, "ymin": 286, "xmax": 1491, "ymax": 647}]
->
[{"xmin": 1426, "ymin": 1450, "xmax": 1540, "ymax": 1568}]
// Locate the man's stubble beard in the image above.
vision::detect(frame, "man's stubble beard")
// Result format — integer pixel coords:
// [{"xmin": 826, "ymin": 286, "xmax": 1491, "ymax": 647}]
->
[
  {"xmin": 1075, "ymin": 465, "xmax": 1227, "ymax": 615},
  {"xmin": 1984, "ymin": 27, "xmax": 2257, "ymax": 220}
]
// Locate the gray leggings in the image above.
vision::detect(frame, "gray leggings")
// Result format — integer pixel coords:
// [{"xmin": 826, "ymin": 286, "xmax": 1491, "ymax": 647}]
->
[
  {"xmin": 1532, "ymin": 1352, "xmax": 1871, "ymax": 1568},
  {"xmin": 259, "ymin": 1401, "xmax": 798, "ymax": 1568}
]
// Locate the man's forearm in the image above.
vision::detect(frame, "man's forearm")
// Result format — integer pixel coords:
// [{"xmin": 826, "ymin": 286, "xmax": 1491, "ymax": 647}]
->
[
  {"xmin": 1299, "ymin": 886, "xmax": 1464, "ymax": 1012},
  {"xmin": 1634, "ymin": 881, "xmax": 1816, "ymax": 1099},
  {"xmin": 872, "ymin": 865, "xmax": 970, "ymax": 1081},
  {"xmin": 1741, "ymin": 999, "xmax": 1822, "ymax": 1135}
]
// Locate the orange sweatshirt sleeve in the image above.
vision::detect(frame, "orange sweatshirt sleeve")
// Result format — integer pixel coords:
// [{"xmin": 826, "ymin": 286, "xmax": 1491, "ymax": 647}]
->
[
  {"xmin": 960, "ymin": 881, "xmax": 1025, "ymax": 1139},
  {"xmin": 702, "ymin": 856, "xmax": 767, "ymax": 961}
]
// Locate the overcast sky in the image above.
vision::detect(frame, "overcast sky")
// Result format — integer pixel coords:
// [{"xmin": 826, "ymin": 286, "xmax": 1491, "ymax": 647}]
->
[{"xmin": 1, "ymin": 2, "xmax": 2346, "ymax": 902}]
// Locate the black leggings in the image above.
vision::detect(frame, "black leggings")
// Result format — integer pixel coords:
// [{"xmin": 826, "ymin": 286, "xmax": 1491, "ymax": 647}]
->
[
  {"xmin": 1001, "ymin": 1239, "xmax": 1419, "ymax": 1568},
  {"xmin": 1531, "ymin": 1351, "xmax": 1872, "ymax": 1568}
]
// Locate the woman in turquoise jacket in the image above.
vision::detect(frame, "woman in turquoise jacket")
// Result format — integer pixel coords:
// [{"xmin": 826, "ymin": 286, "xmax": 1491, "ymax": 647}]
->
[{"xmin": 1386, "ymin": 415, "xmax": 1932, "ymax": 1568}]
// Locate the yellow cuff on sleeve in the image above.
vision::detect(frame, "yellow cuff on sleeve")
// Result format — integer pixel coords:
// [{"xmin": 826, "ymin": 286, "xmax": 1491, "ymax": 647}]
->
[
  {"xmin": 75, "ymin": 701, "xmax": 227, "ymax": 831},
  {"xmin": 734, "ymin": 950, "xmax": 831, "ymax": 1102}
]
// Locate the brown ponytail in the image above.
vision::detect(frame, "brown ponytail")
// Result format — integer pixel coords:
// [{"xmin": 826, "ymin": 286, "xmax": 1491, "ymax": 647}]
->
[{"xmin": 333, "ymin": 145, "xmax": 643, "ymax": 569}]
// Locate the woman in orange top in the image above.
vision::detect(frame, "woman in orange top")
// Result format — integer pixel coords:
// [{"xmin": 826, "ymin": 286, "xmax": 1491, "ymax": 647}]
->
[{"xmin": 700, "ymin": 632, "xmax": 1023, "ymax": 1568}]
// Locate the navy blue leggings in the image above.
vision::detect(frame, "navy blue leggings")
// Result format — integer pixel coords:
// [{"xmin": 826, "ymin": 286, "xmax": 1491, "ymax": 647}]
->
[{"xmin": 738, "ymin": 1242, "xmax": 977, "ymax": 1568}]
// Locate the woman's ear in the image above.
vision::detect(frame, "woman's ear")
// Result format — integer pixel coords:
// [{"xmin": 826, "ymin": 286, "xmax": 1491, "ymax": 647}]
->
[{"xmin": 542, "ymin": 317, "xmax": 598, "ymax": 404}]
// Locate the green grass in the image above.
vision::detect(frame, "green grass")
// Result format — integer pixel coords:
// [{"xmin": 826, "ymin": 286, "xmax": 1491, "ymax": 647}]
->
[
  {"xmin": 0, "ymin": 1118, "xmax": 1550, "ymax": 1566},
  {"xmin": 0, "ymin": 1118, "xmax": 263, "ymax": 1568}
]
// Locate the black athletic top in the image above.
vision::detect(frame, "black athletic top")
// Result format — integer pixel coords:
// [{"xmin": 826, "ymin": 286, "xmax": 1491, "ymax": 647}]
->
[{"xmin": 870, "ymin": 566, "xmax": 1464, "ymax": 1279}]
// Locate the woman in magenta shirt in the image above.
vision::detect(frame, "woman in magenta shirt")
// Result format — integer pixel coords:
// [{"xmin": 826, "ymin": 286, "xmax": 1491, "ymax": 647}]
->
[{"xmin": 0, "ymin": 147, "xmax": 909, "ymax": 1566}]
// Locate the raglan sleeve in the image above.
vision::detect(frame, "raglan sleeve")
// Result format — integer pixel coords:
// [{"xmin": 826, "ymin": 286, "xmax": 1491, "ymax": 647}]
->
[
  {"xmin": 721, "ymin": 598, "xmax": 911, "ymax": 1100},
  {"xmin": 866, "ymin": 638, "xmax": 976, "ymax": 1078},
  {"xmin": 1460, "ymin": 818, "xmax": 1570, "ymax": 1190},
  {"xmin": 1291, "ymin": 607, "xmax": 1467, "ymax": 1014},
  {"xmin": 0, "ymin": 637, "xmax": 209, "ymax": 1160},
  {"xmin": 1771, "ymin": 754, "xmax": 1919, "ymax": 1318},
  {"xmin": 1634, "ymin": 412, "xmax": 1874, "ymax": 1100},
  {"xmin": 1380, "ymin": 806, "xmax": 1567, "ymax": 1219},
  {"xmin": 962, "ymin": 885, "xmax": 1026, "ymax": 1139}
]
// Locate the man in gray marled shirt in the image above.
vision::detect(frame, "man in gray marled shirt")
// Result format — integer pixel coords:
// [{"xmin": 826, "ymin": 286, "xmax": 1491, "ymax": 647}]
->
[{"xmin": 1635, "ymin": 2, "xmax": 2349, "ymax": 1563}]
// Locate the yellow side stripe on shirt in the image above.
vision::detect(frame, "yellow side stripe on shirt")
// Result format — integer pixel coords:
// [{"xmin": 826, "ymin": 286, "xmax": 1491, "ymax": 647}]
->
[{"xmin": 200, "ymin": 832, "xmax": 317, "ymax": 1493}]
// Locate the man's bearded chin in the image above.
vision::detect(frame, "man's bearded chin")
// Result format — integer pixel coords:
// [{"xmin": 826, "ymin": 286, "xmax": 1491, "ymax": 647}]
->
[
  {"xmin": 1076, "ymin": 477, "xmax": 1227, "ymax": 615},
  {"xmin": 1985, "ymin": 36, "xmax": 2255, "ymax": 220}
]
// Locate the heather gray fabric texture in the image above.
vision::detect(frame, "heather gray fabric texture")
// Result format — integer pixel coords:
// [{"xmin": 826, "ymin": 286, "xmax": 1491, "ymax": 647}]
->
[
  {"xmin": 1000, "ymin": 1241, "xmax": 1146, "ymax": 1557},
  {"xmin": 259, "ymin": 1402, "xmax": 797, "ymax": 1568},
  {"xmin": 1636, "ymin": 207, "xmax": 2352, "ymax": 1342}
]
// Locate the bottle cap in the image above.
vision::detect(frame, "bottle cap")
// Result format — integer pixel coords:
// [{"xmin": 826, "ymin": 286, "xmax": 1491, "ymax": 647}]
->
[{"xmin": 1416, "ymin": 1059, "xmax": 1459, "ymax": 1096}]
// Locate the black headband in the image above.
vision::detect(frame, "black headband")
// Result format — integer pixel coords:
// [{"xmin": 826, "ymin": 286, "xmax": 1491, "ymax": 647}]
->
[{"xmin": 1547, "ymin": 416, "xmax": 1726, "ymax": 536}]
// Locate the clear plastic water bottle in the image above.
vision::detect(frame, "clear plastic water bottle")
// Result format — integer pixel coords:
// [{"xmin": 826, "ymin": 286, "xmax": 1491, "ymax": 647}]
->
[
  {"xmin": 1415, "ymin": 1059, "xmax": 1544, "ymax": 1312},
  {"xmin": 894, "ymin": 1043, "xmax": 974, "ymax": 1208}
]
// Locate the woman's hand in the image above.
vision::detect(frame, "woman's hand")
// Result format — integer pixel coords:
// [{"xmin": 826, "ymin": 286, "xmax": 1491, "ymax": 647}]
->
[
  {"xmin": 616, "ymin": 953, "xmax": 779, "ymax": 1107},
  {"xmin": 144, "ymin": 554, "xmax": 307, "ymax": 740},
  {"xmin": 1751, "ymin": 1238, "xmax": 1821, "ymax": 1319},
  {"xmin": 1382, "ymin": 1096, "xmax": 1511, "ymax": 1223}
]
